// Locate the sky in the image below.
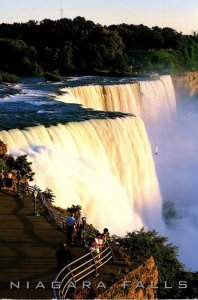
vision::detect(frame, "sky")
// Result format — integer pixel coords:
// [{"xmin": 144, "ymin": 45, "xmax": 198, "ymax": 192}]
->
[{"xmin": 0, "ymin": 0, "xmax": 198, "ymax": 34}]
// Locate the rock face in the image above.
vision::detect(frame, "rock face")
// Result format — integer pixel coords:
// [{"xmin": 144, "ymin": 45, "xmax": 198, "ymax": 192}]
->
[
  {"xmin": 98, "ymin": 256, "xmax": 158, "ymax": 299},
  {"xmin": 172, "ymin": 72, "xmax": 198, "ymax": 99}
]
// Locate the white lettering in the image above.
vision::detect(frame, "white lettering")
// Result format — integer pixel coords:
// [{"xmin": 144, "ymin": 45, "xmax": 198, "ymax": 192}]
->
[
  {"xmin": 10, "ymin": 281, "xmax": 20, "ymax": 289},
  {"xmin": 164, "ymin": 281, "xmax": 172, "ymax": 289},
  {"xmin": 67, "ymin": 282, "xmax": 76, "ymax": 289},
  {"xmin": 135, "ymin": 281, "xmax": 145, "ymax": 289},
  {"xmin": 97, "ymin": 281, "xmax": 106, "ymax": 289},
  {"xmin": 51, "ymin": 281, "xmax": 61, "ymax": 289},
  {"xmin": 150, "ymin": 281, "xmax": 158, "ymax": 289},
  {"xmin": 123, "ymin": 281, "xmax": 131, "ymax": 288},
  {"xmin": 179, "ymin": 281, "xmax": 187, "ymax": 289},
  {"xmin": 35, "ymin": 281, "xmax": 46, "ymax": 289},
  {"xmin": 26, "ymin": 281, "xmax": 30, "ymax": 289},
  {"xmin": 82, "ymin": 281, "xmax": 91, "ymax": 288}
]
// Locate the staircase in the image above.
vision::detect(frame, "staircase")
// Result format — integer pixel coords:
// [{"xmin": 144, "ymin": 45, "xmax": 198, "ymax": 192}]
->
[
  {"xmin": 0, "ymin": 191, "xmax": 69, "ymax": 299},
  {"xmin": 0, "ymin": 189, "xmax": 127, "ymax": 299}
]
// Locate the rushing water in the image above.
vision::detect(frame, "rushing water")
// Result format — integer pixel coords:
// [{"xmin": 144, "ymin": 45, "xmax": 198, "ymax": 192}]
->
[{"xmin": 0, "ymin": 75, "xmax": 197, "ymax": 271}]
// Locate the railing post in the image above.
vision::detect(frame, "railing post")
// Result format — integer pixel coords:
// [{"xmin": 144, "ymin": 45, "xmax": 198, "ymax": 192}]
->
[
  {"xmin": 107, "ymin": 241, "xmax": 114, "ymax": 260},
  {"xmin": 67, "ymin": 266, "xmax": 76, "ymax": 286},
  {"xmin": 62, "ymin": 265, "xmax": 77, "ymax": 299},
  {"xmin": 90, "ymin": 251, "xmax": 99, "ymax": 277},
  {"xmin": 16, "ymin": 171, "xmax": 21, "ymax": 198},
  {"xmin": 82, "ymin": 216, "xmax": 86, "ymax": 245},
  {"xmin": 32, "ymin": 190, "xmax": 40, "ymax": 216}
]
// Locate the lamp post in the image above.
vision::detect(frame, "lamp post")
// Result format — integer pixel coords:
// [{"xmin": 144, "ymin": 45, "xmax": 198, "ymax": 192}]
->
[
  {"xmin": 16, "ymin": 171, "xmax": 21, "ymax": 197},
  {"xmin": 32, "ymin": 190, "xmax": 40, "ymax": 216},
  {"xmin": 82, "ymin": 216, "xmax": 86, "ymax": 245}
]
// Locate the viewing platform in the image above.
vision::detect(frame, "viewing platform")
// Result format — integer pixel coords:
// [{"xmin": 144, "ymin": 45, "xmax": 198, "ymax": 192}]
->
[{"xmin": 0, "ymin": 191, "xmax": 86, "ymax": 299}]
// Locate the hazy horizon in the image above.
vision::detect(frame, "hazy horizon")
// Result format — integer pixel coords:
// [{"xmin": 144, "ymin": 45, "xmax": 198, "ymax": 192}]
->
[{"xmin": 0, "ymin": 0, "xmax": 197, "ymax": 35}]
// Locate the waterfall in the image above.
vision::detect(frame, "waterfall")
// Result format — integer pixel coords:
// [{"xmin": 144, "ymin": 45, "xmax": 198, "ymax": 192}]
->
[
  {"xmin": 139, "ymin": 75, "xmax": 176, "ymax": 124},
  {"xmin": 0, "ymin": 116, "xmax": 163, "ymax": 235},
  {"xmin": 56, "ymin": 83, "xmax": 142, "ymax": 115},
  {"xmin": 56, "ymin": 75, "xmax": 176, "ymax": 122}
]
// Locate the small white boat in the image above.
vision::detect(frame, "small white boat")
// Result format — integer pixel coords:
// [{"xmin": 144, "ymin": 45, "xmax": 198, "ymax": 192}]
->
[{"xmin": 155, "ymin": 144, "xmax": 158, "ymax": 155}]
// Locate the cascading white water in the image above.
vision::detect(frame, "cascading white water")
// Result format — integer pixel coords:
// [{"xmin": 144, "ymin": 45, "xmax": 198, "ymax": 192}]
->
[
  {"xmin": 56, "ymin": 82, "xmax": 142, "ymax": 116},
  {"xmin": 139, "ymin": 75, "xmax": 177, "ymax": 125},
  {"xmin": 2, "ymin": 73, "xmax": 197, "ymax": 270},
  {"xmin": 55, "ymin": 75, "xmax": 176, "ymax": 123},
  {"xmin": 0, "ymin": 116, "xmax": 163, "ymax": 235}
]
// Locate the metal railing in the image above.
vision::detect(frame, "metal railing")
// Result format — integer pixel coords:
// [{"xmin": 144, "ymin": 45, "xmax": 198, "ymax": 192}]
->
[
  {"xmin": 28, "ymin": 186, "xmax": 67, "ymax": 230},
  {"xmin": 28, "ymin": 185, "xmax": 98, "ymax": 238},
  {"xmin": 27, "ymin": 185, "xmax": 114, "ymax": 299},
  {"xmin": 53, "ymin": 242, "xmax": 113, "ymax": 299}
]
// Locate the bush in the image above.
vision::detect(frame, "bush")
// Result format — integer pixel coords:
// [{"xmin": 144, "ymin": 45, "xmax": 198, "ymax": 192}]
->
[
  {"xmin": 1, "ymin": 72, "xmax": 18, "ymax": 83},
  {"xmin": 21, "ymin": 58, "xmax": 43, "ymax": 76},
  {"xmin": 113, "ymin": 228, "xmax": 186, "ymax": 298},
  {"xmin": 66, "ymin": 204, "xmax": 82, "ymax": 213},
  {"xmin": 44, "ymin": 71, "xmax": 62, "ymax": 82},
  {"xmin": 0, "ymin": 158, "xmax": 7, "ymax": 171},
  {"xmin": 43, "ymin": 188, "xmax": 55, "ymax": 203}
]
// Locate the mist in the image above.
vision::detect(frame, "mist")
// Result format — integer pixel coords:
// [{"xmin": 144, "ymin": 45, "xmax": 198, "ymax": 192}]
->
[{"xmin": 148, "ymin": 95, "xmax": 198, "ymax": 271}]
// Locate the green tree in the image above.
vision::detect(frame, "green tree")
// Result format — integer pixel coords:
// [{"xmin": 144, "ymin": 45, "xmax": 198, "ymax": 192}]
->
[
  {"xmin": 0, "ymin": 158, "xmax": 7, "ymax": 171},
  {"xmin": 114, "ymin": 228, "xmax": 184, "ymax": 298},
  {"xmin": 5, "ymin": 155, "xmax": 15, "ymax": 170},
  {"xmin": 177, "ymin": 35, "xmax": 198, "ymax": 70},
  {"xmin": 5, "ymin": 154, "xmax": 35, "ymax": 181},
  {"xmin": 41, "ymin": 47, "xmax": 54, "ymax": 71},
  {"xmin": 14, "ymin": 155, "xmax": 35, "ymax": 181},
  {"xmin": 0, "ymin": 17, "xmax": 197, "ymax": 74},
  {"xmin": 59, "ymin": 41, "xmax": 73, "ymax": 72}
]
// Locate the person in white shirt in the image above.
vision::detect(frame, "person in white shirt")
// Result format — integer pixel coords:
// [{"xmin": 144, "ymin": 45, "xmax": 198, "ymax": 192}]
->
[{"xmin": 94, "ymin": 233, "xmax": 103, "ymax": 264}]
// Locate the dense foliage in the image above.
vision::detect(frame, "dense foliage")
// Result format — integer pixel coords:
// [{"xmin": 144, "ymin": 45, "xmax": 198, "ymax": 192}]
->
[
  {"xmin": 0, "ymin": 17, "xmax": 198, "ymax": 78},
  {"xmin": 113, "ymin": 228, "xmax": 198, "ymax": 298},
  {"xmin": 5, "ymin": 154, "xmax": 35, "ymax": 180},
  {"xmin": 0, "ymin": 72, "xmax": 18, "ymax": 83}
]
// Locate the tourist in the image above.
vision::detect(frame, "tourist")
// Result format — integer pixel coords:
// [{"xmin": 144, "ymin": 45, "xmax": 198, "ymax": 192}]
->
[
  {"xmin": 101, "ymin": 228, "xmax": 109, "ymax": 245},
  {"xmin": 88, "ymin": 238, "xmax": 96, "ymax": 252},
  {"xmin": 76, "ymin": 210, "xmax": 83, "ymax": 227},
  {"xmin": 94, "ymin": 233, "xmax": 103, "ymax": 265},
  {"xmin": 76, "ymin": 210, "xmax": 83, "ymax": 242},
  {"xmin": 95, "ymin": 233, "xmax": 103, "ymax": 253},
  {"xmin": 0, "ymin": 170, "xmax": 4, "ymax": 189},
  {"xmin": 66, "ymin": 212, "xmax": 76, "ymax": 245},
  {"xmin": 55, "ymin": 242, "xmax": 72, "ymax": 273},
  {"xmin": 5, "ymin": 170, "xmax": 13, "ymax": 192}
]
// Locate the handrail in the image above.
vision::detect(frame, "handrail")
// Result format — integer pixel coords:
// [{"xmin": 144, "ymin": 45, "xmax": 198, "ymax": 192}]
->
[
  {"xmin": 53, "ymin": 242, "xmax": 113, "ymax": 299},
  {"xmin": 26, "ymin": 185, "xmax": 114, "ymax": 299},
  {"xmin": 27, "ymin": 185, "xmax": 98, "ymax": 238}
]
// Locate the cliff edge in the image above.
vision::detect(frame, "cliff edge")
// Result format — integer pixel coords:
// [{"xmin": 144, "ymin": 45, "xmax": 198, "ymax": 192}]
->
[{"xmin": 97, "ymin": 256, "xmax": 158, "ymax": 299}]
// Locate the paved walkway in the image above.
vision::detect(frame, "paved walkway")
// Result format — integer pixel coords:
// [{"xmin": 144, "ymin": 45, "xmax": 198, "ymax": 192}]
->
[
  {"xmin": 0, "ymin": 191, "xmax": 127, "ymax": 299},
  {"xmin": 0, "ymin": 191, "xmax": 86, "ymax": 299}
]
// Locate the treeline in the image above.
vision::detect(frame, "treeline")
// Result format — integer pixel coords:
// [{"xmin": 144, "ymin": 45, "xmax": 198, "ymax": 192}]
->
[{"xmin": 0, "ymin": 17, "xmax": 198, "ymax": 78}]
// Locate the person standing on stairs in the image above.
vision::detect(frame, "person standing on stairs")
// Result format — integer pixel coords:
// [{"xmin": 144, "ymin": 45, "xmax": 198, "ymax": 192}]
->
[
  {"xmin": 55, "ymin": 242, "xmax": 72, "ymax": 273},
  {"xmin": 66, "ymin": 212, "xmax": 76, "ymax": 245}
]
